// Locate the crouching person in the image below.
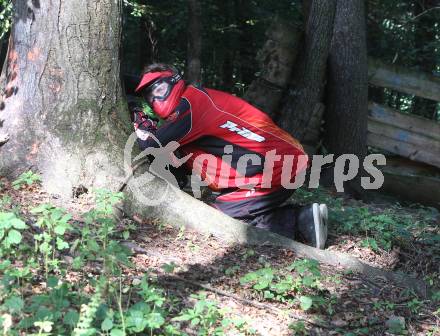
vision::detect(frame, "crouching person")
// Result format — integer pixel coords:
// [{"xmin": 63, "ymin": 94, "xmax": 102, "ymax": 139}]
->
[{"xmin": 129, "ymin": 63, "xmax": 328, "ymax": 249}]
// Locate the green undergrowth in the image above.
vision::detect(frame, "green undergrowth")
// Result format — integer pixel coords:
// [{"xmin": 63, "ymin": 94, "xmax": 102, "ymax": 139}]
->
[
  {"xmin": 239, "ymin": 258, "xmax": 340, "ymax": 313},
  {"xmin": 0, "ymin": 0, "xmax": 12, "ymax": 39},
  {"xmin": 294, "ymin": 187, "xmax": 439, "ymax": 254},
  {"xmin": 0, "ymin": 173, "xmax": 256, "ymax": 336},
  {"xmin": 1, "ymin": 174, "xmax": 439, "ymax": 335}
]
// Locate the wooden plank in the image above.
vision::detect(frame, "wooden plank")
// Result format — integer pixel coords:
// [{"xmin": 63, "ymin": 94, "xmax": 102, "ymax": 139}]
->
[
  {"xmin": 368, "ymin": 58, "xmax": 440, "ymax": 102},
  {"xmin": 384, "ymin": 156, "xmax": 440, "ymax": 177},
  {"xmin": 380, "ymin": 157, "xmax": 440, "ymax": 209},
  {"xmin": 368, "ymin": 120, "xmax": 440, "ymax": 153},
  {"xmin": 367, "ymin": 132, "xmax": 440, "ymax": 168},
  {"xmin": 367, "ymin": 102, "xmax": 440, "ymax": 168},
  {"xmin": 368, "ymin": 102, "xmax": 440, "ymax": 141}
]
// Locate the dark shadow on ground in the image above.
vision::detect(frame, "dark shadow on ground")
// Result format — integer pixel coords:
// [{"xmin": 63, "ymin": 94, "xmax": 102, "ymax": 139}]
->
[{"xmin": 132, "ymin": 213, "xmax": 439, "ymax": 335}]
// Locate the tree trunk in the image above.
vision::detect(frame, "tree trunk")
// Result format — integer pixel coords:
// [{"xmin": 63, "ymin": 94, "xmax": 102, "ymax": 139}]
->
[
  {"xmin": 0, "ymin": 0, "xmax": 131, "ymax": 197},
  {"xmin": 277, "ymin": 0, "xmax": 336, "ymax": 153},
  {"xmin": 186, "ymin": 0, "xmax": 202, "ymax": 84},
  {"xmin": 324, "ymin": 0, "xmax": 368, "ymax": 169},
  {"xmin": 323, "ymin": 0, "xmax": 368, "ymax": 196},
  {"xmin": 244, "ymin": 17, "xmax": 301, "ymax": 120}
]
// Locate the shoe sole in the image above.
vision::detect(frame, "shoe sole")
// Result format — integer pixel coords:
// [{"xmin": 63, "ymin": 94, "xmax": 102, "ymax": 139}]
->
[{"xmin": 312, "ymin": 203, "xmax": 327, "ymax": 249}]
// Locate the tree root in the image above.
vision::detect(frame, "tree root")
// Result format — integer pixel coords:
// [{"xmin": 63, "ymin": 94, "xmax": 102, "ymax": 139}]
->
[{"xmin": 120, "ymin": 168, "xmax": 431, "ymax": 298}]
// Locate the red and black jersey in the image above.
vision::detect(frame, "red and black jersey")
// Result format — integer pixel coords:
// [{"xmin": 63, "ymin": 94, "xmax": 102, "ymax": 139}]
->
[{"xmin": 136, "ymin": 85, "xmax": 307, "ymax": 192}]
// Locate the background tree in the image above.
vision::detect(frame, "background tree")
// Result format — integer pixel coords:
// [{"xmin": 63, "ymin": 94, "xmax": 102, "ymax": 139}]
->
[
  {"xmin": 186, "ymin": 0, "xmax": 202, "ymax": 83},
  {"xmin": 324, "ymin": 0, "xmax": 368, "ymax": 169},
  {"xmin": 277, "ymin": 0, "xmax": 337, "ymax": 154},
  {"xmin": 243, "ymin": 18, "xmax": 301, "ymax": 119}
]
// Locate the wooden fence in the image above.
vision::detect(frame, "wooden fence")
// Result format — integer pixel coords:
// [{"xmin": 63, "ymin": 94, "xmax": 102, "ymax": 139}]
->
[
  {"xmin": 367, "ymin": 58, "xmax": 440, "ymax": 207},
  {"xmin": 368, "ymin": 58, "xmax": 440, "ymax": 169}
]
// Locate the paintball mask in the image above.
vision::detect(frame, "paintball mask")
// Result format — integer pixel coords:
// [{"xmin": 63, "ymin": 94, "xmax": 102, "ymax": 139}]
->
[{"xmin": 135, "ymin": 71, "xmax": 185, "ymax": 119}]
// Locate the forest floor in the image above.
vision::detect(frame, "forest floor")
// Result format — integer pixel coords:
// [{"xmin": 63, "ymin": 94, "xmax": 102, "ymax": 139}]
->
[{"xmin": 0, "ymin": 175, "xmax": 439, "ymax": 335}]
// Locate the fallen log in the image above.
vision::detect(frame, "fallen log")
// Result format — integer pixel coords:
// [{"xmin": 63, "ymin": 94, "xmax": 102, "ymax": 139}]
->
[{"xmin": 122, "ymin": 174, "xmax": 430, "ymax": 298}]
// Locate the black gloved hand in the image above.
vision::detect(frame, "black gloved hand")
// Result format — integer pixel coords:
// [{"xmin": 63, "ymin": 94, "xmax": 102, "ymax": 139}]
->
[{"xmin": 132, "ymin": 108, "xmax": 158, "ymax": 132}]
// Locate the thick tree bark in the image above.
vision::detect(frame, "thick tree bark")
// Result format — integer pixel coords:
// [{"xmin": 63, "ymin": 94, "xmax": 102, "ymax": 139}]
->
[
  {"xmin": 322, "ymin": 0, "xmax": 368, "ymax": 196},
  {"xmin": 0, "ymin": 0, "xmax": 131, "ymax": 197},
  {"xmin": 324, "ymin": 0, "xmax": 368, "ymax": 171},
  {"xmin": 244, "ymin": 18, "xmax": 301, "ymax": 120},
  {"xmin": 277, "ymin": 0, "xmax": 336, "ymax": 153},
  {"xmin": 186, "ymin": 0, "xmax": 202, "ymax": 84}
]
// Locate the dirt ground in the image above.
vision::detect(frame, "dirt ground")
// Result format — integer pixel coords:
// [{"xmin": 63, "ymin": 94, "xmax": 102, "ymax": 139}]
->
[{"xmin": 2, "ymin": 179, "xmax": 440, "ymax": 335}]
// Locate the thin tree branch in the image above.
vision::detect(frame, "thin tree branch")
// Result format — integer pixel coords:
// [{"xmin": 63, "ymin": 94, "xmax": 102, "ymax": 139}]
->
[{"xmin": 398, "ymin": 6, "xmax": 440, "ymax": 27}]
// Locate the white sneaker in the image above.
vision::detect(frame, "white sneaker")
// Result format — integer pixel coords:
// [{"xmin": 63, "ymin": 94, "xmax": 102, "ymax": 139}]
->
[
  {"xmin": 296, "ymin": 203, "xmax": 328, "ymax": 249},
  {"xmin": 319, "ymin": 203, "xmax": 328, "ymax": 248}
]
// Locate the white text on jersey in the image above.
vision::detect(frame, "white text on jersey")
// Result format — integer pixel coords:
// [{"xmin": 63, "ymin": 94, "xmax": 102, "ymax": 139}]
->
[{"xmin": 219, "ymin": 121, "xmax": 265, "ymax": 143}]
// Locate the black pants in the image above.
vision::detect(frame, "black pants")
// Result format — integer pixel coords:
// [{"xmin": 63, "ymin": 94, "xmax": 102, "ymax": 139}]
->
[{"xmin": 211, "ymin": 187, "xmax": 297, "ymax": 238}]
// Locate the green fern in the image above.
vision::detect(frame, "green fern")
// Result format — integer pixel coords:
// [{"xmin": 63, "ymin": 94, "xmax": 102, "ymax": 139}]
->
[{"xmin": 73, "ymin": 280, "xmax": 104, "ymax": 336}]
